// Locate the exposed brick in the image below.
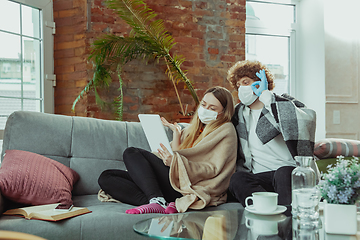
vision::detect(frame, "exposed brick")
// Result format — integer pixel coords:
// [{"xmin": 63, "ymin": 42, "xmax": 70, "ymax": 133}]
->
[
  {"xmin": 142, "ymin": 97, "xmax": 167, "ymax": 105},
  {"xmin": 56, "ymin": 40, "xmax": 86, "ymax": 50},
  {"xmin": 191, "ymin": 31, "xmax": 205, "ymax": 39},
  {"xmin": 123, "ymin": 96, "xmax": 139, "ymax": 104},
  {"xmin": 54, "ymin": 0, "xmax": 246, "ymax": 121},
  {"xmin": 75, "ymin": 79, "xmax": 89, "ymax": 88},
  {"xmin": 194, "ymin": 60, "xmax": 206, "ymax": 68},
  {"xmin": 74, "ymin": 63, "xmax": 87, "ymax": 72},
  {"xmin": 91, "ymin": 15, "xmax": 115, "ymax": 24},
  {"xmin": 55, "ymin": 49, "xmax": 75, "ymax": 59},
  {"xmin": 74, "ymin": 47, "xmax": 86, "ymax": 56},
  {"xmin": 54, "ymin": 65, "xmax": 75, "ymax": 73},
  {"xmin": 208, "ymin": 48, "xmax": 219, "ymax": 55},
  {"xmin": 229, "ymin": 34, "xmax": 243, "ymax": 42},
  {"xmin": 225, "ymin": 19, "xmax": 244, "ymax": 28},
  {"xmin": 195, "ymin": 2, "xmax": 208, "ymax": 9},
  {"xmin": 56, "ymin": 25, "xmax": 86, "ymax": 35},
  {"xmin": 173, "ymin": 37, "xmax": 199, "ymax": 45},
  {"xmin": 56, "ymin": 57, "xmax": 83, "ymax": 66},
  {"xmin": 55, "ymin": 16, "xmax": 86, "ymax": 27},
  {"xmin": 73, "ymin": 0, "xmax": 87, "ymax": 8},
  {"xmin": 54, "ymin": 1, "xmax": 73, "ymax": 11},
  {"xmin": 58, "ymin": 9, "xmax": 78, "ymax": 18},
  {"xmin": 61, "ymin": 71, "xmax": 87, "ymax": 81}
]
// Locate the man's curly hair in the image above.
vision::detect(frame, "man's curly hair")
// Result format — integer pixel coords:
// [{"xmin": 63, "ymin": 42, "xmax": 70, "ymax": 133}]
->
[{"xmin": 227, "ymin": 60, "xmax": 275, "ymax": 91}]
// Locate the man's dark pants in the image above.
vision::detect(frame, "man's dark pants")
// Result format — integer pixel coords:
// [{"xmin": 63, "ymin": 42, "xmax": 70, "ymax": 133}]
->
[{"xmin": 228, "ymin": 166, "xmax": 295, "ymax": 206}]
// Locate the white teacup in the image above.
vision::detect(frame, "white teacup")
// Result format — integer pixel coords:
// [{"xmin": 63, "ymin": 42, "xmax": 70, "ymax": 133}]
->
[{"xmin": 245, "ymin": 192, "xmax": 278, "ymax": 213}]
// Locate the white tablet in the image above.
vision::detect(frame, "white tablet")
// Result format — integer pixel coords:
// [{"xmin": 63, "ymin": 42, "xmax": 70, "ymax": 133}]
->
[{"xmin": 138, "ymin": 114, "xmax": 173, "ymax": 155}]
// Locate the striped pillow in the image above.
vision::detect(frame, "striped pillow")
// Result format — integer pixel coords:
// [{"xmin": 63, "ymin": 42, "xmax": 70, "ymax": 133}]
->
[{"xmin": 314, "ymin": 138, "xmax": 360, "ymax": 159}]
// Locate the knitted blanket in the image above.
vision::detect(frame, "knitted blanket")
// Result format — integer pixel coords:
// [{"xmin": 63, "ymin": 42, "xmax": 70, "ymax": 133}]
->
[
  {"xmin": 169, "ymin": 122, "xmax": 237, "ymax": 213},
  {"xmin": 232, "ymin": 92, "xmax": 317, "ymax": 172}
]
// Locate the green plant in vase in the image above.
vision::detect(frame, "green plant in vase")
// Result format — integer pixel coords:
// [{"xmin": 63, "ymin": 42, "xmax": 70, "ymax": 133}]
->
[
  {"xmin": 72, "ymin": 0, "xmax": 199, "ymax": 120},
  {"xmin": 318, "ymin": 155, "xmax": 360, "ymax": 204},
  {"xmin": 318, "ymin": 155, "xmax": 360, "ymax": 235}
]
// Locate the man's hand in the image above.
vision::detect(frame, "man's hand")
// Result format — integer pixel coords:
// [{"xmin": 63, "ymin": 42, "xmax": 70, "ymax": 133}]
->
[
  {"xmin": 251, "ymin": 69, "xmax": 268, "ymax": 97},
  {"xmin": 158, "ymin": 143, "xmax": 173, "ymax": 166}
]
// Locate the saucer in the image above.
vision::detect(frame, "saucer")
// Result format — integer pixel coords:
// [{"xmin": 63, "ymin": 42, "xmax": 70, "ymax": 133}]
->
[
  {"xmin": 245, "ymin": 205, "xmax": 287, "ymax": 215},
  {"xmin": 245, "ymin": 212, "xmax": 287, "ymax": 222}
]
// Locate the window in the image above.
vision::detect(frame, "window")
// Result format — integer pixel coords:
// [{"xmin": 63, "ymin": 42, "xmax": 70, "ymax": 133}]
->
[
  {"xmin": 245, "ymin": 0, "xmax": 296, "ymax": 95},
  {"xmin": 0, "ymin": 0, "xmax": 54, "ymax": 143}
]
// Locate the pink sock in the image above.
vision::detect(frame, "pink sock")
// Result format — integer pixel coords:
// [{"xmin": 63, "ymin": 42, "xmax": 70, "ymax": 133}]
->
[
  {"xmin": 165, "ymin": 202, "xmax": 178, "ymax": 214},
  {"xmin": 126, "ymin": 203, "xmax": 165, "ymax": 214}
]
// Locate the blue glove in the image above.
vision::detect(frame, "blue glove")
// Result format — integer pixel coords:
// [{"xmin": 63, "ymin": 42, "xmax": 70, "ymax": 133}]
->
[{"xmin": 251, "ymin": 69, "xmax": 268, "ymax": 97}]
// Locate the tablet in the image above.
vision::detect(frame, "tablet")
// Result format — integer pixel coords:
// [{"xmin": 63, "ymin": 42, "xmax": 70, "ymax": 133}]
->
[{"xmin": 138, "ymin": 114, "xmax": 173, "ymax": 155}]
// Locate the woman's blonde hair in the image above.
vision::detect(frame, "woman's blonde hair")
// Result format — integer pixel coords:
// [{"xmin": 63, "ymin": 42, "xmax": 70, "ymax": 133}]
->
[{"xmin": 179, "ymin": 86, "xmax": 234, "ymax": 150}]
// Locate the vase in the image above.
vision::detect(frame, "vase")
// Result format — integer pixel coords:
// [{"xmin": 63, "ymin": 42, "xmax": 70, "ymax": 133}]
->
[
  {"xmin": 291, "ymin": 156, "xmax": 316, "ymax": 218},
  {"xmin": 324, "ymin": 201, "xmax": 357, "ymax": 235}
]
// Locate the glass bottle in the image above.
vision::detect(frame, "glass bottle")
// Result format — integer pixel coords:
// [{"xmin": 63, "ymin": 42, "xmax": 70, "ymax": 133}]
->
[{"xmin": 291, "ymin": 156, "xmax": 316, "ymax": 218}]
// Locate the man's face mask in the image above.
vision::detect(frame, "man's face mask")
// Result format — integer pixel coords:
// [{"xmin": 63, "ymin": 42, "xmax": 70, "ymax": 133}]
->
[{"xmin": 238, "ymin": 86, "xmax": 258, "ymax": 106}]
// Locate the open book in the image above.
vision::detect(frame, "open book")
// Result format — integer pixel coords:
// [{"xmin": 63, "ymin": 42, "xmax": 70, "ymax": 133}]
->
[{"xmin": 3, "ymin": 203, "xmax": 91, "ymax": 221}]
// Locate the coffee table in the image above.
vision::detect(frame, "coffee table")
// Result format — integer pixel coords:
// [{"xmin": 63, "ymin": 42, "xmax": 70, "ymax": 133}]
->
[{"xmin": 133, "ymin": 207, "xmax": 359, "ymax": 239}]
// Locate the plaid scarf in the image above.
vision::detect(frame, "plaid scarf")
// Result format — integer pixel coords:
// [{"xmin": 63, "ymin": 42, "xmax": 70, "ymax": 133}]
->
[{"xmin": 232, "ymin": 92, "xmax": 316, "ymax": 172}]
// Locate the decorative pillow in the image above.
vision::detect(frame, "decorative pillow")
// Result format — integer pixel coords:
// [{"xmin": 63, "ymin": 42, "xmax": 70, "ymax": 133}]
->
[
  {"xmin": 314, "ymin": 138, "xmax": 360, "ymax": 159},
  {"xmin": 0, "ymin": 150, "xmax": 79, "ymax": 206}
]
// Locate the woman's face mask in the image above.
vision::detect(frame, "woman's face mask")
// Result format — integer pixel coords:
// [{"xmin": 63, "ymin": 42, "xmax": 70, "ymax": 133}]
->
[
  {"xmin": 197, "ymin": 106, "xmax": 218, "ymax": 124},
  {"xmin": 238, "ymin": 86, "xmax": 258, "ymax": 106}
]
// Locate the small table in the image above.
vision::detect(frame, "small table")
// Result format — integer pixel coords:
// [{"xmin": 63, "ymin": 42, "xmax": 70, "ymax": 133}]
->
[{"xmin": 133, "ymin": 208, "xmax": 359, "ymax": 239}]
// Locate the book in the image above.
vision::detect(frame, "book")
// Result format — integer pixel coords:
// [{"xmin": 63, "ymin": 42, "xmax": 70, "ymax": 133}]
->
[{"xmin": 2, "ymin": 203, "xmax": 91, "ymax": 221}]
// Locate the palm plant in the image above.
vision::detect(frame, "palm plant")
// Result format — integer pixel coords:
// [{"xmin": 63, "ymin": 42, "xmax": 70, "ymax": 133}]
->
[{"xmin": 72, "ymin": 0, "xmax": 199, "ymax": 120}]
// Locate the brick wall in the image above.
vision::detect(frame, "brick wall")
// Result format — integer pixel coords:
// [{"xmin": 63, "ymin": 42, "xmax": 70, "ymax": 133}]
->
[{"xmin": 53, "ymin": 0, "xmax": 245, "ymax": 122}]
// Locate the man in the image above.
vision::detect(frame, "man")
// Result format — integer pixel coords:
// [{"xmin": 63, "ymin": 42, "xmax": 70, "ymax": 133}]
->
[{"xmin": 227, "ymin": 60, "xmax": 318, "ymax": 206}]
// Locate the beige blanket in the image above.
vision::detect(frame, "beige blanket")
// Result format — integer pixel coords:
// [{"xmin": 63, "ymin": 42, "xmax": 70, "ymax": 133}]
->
[{"xmin": 169, "ymin": 122, "xmax": 237, "ymax": 213}]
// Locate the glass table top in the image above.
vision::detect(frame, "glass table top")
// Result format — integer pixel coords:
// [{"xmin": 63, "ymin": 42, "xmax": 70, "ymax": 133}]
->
[{"xmin": 133, "ymin": 207, "xmax": 359, "ymax": 240}]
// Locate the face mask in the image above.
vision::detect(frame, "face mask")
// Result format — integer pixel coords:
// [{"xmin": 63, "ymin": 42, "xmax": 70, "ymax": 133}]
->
[
  {"xmin": 238, "ymin": 86, "xmax": 258, "ymax": 106},
  {"xmin": 197, "ymin": 106, "xmax": 218, "ymax": 124}
]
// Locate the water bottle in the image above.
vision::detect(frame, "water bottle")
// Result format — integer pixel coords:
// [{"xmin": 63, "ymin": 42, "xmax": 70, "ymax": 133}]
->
[{"xmin": 291, "ymin": 156, "xmax": 316, "ymax": 218}]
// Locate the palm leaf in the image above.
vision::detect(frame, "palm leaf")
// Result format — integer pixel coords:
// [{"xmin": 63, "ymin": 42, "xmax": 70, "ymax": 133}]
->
[{"xmin": 72, "ymin": 0, "xmax": 199, "ymax": 119}]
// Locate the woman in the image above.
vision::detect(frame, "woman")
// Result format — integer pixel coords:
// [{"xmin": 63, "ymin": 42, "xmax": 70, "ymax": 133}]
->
[{"xmin": 98, "ymin": 86, "xmax": 237, "ymax": 214}]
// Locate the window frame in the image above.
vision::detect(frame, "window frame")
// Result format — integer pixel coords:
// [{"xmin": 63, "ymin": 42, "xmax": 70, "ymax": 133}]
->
[
  {"xmin": 0, "ymin": 0, "xmax": 54, "ymax": 141},
  {"xmin": 245, "ymin": 0, "xmax": 298, "ymax": 96}
]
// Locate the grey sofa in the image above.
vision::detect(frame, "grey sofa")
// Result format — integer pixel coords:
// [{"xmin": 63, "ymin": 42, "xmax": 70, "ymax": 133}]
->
[{"xmin": 0, "ymin": 111, "xmax": 243, "ymax": 240}]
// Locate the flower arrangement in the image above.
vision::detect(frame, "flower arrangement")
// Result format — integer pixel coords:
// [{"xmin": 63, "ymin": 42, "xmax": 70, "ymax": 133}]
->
[{"xmin": 318, "ymin": 156, "xmax": 360, "ymax": 205}]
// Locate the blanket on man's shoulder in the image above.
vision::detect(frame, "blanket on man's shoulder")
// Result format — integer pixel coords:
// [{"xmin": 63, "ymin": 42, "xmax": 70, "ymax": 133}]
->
[
  {"xmin": 232, "ymin": 91, "xmax": 317, "ymax": 172},
  {"xmin": 169, "ymin": 122, "xmax": 237, "ymax": 213}
]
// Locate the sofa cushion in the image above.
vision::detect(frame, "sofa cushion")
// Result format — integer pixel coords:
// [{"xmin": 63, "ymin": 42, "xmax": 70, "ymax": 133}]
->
[
  {"xmin": 0, "ymin": 150, "xmax": 79, "ymax": 205},
  {"xmin": 314, "ymin": 138, "xmax": 360, "ymax": 159}
]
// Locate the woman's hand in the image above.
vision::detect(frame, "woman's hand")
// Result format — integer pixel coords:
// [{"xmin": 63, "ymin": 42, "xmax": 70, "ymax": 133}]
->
[
  {"xmin": 161, "ymin": 117, "xmax": 181, "ymax": 135},
  {"xmin": 161, "ymin": 117, "xmax": 181, "ymax": 151},
  {"xmin": 158, "ymin": 143, "xmax": 173, "ymax": 166}
]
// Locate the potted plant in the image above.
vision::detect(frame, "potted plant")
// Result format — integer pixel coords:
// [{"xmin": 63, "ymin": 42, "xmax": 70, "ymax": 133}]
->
[
  {"xmin": 72, "ymin": 0, "xmax": 199, "ymax": 120},
  {"xmin": 317, "ymin": 155, "xmax": 360, "ymax": 235}
]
